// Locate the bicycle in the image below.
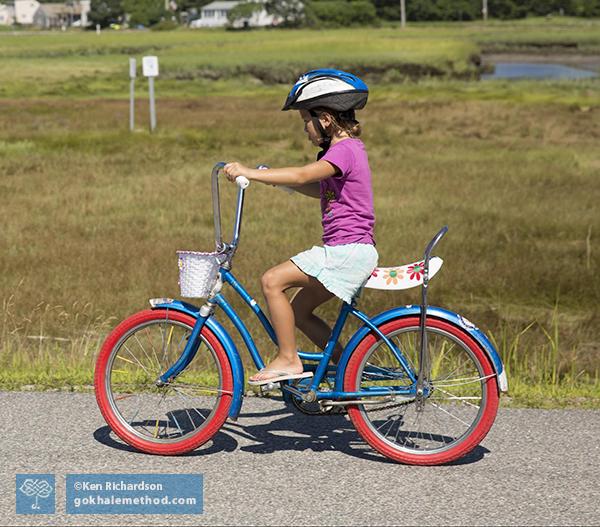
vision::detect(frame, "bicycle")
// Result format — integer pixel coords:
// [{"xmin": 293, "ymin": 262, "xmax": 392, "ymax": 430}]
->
[{"xmin": 94, "ymin": 162, "xmax": 508, "ymax": 465}]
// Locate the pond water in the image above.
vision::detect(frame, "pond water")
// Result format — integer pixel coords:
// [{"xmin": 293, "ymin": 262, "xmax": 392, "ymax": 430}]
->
[{"xmin": 482, "ymin": 62, "xmax": 598, "ymax": 80}]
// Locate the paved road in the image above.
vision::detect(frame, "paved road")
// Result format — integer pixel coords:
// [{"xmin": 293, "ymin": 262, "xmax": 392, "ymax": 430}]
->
[{"xmin": 1, "ymin": 392, "xmax": 599, "ymax": 526}]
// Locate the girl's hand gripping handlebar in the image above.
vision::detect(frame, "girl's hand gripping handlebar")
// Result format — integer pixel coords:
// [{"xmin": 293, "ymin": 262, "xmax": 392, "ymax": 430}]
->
[
  {"xmin": 235, "ymin": 164, "xmax": 268, "ymax": 189},
  {"xmin": 225, "ymin": 163, "xmax": 294, "ymax": 194}
]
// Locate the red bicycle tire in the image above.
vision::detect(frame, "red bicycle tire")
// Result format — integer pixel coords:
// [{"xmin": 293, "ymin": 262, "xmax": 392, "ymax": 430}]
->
[
  {"xmin": 344, "ymin": 316, "xmax": 499, "ymax": 465},
  {"xmin": 94, "ymin": 309, "xmax": 233, "ymax": 455}
]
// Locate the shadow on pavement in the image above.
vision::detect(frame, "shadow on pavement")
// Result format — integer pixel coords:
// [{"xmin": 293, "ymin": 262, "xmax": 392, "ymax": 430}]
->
[
  {"xmin": 93, "ymin": 401, "xmax": 490, "ymax": 465},
  {"xmin": 226, "ymin": 402, "xmax": 490, "ymax": 465},
  {"xmin": 93, "ymin": 425, "xmax": 239, "ymax": 457}
]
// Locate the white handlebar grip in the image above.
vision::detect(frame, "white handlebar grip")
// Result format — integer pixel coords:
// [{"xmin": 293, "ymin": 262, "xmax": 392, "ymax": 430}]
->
[{"xmin": 236, "ymin": 176, "xmax": 250, "ymax": 189}]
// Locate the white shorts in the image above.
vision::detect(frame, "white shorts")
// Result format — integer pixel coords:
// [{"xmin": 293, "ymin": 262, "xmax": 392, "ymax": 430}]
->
[{"xmin": 290, "ymin": 243, "xmax": 378, "ymax": 304}]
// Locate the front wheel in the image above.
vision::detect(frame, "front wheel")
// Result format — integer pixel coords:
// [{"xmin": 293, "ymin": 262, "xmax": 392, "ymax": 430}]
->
[
  {"xmin": 94, "ymin": 309, "xmax": 234, "ymax": 455},
  {"xmin": 344, "ymin": 316, "xmax": 499, "ymax": 465}
]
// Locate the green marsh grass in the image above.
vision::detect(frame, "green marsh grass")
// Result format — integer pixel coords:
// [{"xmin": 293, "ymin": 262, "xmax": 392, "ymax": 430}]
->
[{"xmin": 1, "ymin": 18, "xmax": 599, "ymax": 99}]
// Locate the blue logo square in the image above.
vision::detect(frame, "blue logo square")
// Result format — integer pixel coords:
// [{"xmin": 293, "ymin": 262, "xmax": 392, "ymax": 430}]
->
[{"xmin": 16, "ymin": 474, "xmax": 56, "ymax": 515}]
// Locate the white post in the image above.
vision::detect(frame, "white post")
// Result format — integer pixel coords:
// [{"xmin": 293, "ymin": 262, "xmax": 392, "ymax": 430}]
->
[
  {"xmin": 148, "ymin": 77, "xmax": 156, "ymax": 132},
  {"xmin": 129, "ymin": 58, "xmax": 136, "ymax": 132},
  {"xmin": 142, "ymin": 56, "xmax": 159, "ymax": 133},
  {"xmin": 95, "ymin": 23, "xmax": 100, "ymax": 34},
  {"xmin": 482, "ymin": 0, "xmax": 488, "ymax": 21},
  {"xmin": 400, "ymin": 0, "xmax": 406, "ymax": 28}
]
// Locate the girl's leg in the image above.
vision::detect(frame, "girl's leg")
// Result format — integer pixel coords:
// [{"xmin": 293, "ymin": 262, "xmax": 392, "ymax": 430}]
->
[
  {"xmin": 291, "ymin": 286, "xmax": 344, "ymax": 362},
  {"xmin": 252, "ymin": 260, "xmax": 331, "ymax": 382}
]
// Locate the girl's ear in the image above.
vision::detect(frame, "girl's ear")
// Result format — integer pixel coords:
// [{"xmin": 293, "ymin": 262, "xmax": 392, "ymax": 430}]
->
[{"xmin": 319, "ymin": 112, "xmax": 333, "ymax": 130}]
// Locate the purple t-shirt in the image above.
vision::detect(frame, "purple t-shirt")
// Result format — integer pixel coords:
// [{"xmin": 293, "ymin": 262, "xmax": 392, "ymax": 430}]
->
[{"xmin": 320, "ymin": 138, "xmax": 376, "ymax": 246}]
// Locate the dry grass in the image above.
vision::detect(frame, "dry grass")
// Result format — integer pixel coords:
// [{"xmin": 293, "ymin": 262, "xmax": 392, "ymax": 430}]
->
[{"xmin": 1, "ymin": 94, "xmax": 599, "ymax": 404}]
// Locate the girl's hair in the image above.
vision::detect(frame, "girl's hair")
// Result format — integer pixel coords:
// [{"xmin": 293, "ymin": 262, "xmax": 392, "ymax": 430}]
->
[{"xmin": 313, "ymin": 107, "xmax": 362, "ymax": 138}]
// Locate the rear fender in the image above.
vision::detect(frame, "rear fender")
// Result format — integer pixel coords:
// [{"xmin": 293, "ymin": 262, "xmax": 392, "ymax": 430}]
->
[{"xmin": 336, "ymin": 305, "xmax": 508, "ymax": 393}]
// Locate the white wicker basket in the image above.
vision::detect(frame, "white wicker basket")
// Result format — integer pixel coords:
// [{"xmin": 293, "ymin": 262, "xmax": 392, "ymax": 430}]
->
[{"xmin": 177, "ymin": 251, "xmax": 221, "ymax": 298}]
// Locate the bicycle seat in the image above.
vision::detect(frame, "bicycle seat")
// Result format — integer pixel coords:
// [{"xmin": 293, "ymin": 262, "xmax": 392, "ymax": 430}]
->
[{"xmin": 364, "ymin": 257, "xmax": 443, "ymax": 290}]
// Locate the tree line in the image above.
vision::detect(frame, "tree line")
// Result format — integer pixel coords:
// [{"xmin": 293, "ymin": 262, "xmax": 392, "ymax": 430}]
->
[{"xmin": 87, "ymin": 0, "xmax": 600, "ymax": 29}]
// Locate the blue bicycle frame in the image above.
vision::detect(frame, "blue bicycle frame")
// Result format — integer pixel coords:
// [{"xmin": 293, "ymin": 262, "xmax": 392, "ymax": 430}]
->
[{"xmin": 151, "ymin": 163, "xmax": 507, "ymax": 419}]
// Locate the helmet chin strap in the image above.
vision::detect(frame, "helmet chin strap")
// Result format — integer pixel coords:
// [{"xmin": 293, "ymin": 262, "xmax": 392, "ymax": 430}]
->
[{"xmin": 309, "ymin": 110, "xmax": 331, "ymax": 158}]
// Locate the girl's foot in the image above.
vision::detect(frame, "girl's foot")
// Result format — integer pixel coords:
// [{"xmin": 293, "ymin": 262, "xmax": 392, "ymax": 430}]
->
[{"xmin": 249, "ymin": 356, "xmax": 304, "ymax": 383}]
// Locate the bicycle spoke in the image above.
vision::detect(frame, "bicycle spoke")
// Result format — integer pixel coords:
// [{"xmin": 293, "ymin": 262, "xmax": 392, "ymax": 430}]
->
[
  {"xmin": 169, "ymin": 404, "xmax": 186, "ymax": 438},
  {"xmin": 172, "ymin": 386, "xmax": 207, "ymax": 423},
  {"xmin": 433, "ymin": 373, "xmax": 495, "ymax": 388},
  {"xmin": 160, "ymin": 324, "xmax": 174, "ymax": 365},
  {"xmin": 377, "ymin": 415, "xmax": 396, "ymax": 435},
  {"xmin": 122, "ymin": 343, "xmax": 153, "ymax": 377},
  {"xmin": 169, "ymin": 382, "xmax": 232, "ymax": 395},
  {"xmin": 115, "ymin": 355, "xmax": 136, "ymax": 366},
  {"xmin": 432, "ymin": 386, "xmax": 481, "ymax": 409},
  {"xmin": 143, "ymin": 326, "xmax": 163, "ymax": 372},
  {"xmin": 396, "ymin": 334, "xmax": 418, "ymax": 374},
  {"xmin": 128, "ymin": 406, "xmax": 141, "ymax": 427},
  {"xmin": 134, "ymin": 333, "xmax": 160, "ymax": 374},
  {"xmin": 429, "ymin": 401, "xmax": 470, "ymax": 427}
]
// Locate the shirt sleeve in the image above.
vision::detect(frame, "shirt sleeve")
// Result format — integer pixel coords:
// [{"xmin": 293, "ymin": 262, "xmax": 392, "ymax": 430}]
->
[{"xmin": 321, "ymin": 142, "xmax": 354, "ymax": 178}]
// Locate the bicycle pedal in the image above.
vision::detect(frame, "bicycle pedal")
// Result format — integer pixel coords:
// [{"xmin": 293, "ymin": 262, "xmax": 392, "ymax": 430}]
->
[{"xmin": 257, "ymin": 381, "xmax": 281, "ymax": 394}]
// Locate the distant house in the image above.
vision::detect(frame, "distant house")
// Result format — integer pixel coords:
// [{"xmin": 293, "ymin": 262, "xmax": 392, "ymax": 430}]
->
[
  {"xmin": 14, "ymin": 0, "xmax": 39, "ymax": 24},
  {"xmin": 0, "ymin": 3, "xmax": 15, "ymax": 25},
  {"xmin": 13, "ymin": 0, "xmax": 89, "ymax": 27},
  {"xmin": 190, "ymin": 0, "xmax": 276, "ymax": 28},
  {"xmin": 33, "ymin": 1, "xmax": 90, "ymax": 28}
]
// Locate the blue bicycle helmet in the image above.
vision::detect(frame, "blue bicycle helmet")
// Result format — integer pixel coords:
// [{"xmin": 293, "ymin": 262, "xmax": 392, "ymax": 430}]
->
[
  {"xmin": 283, "ymin": 69, "xmax": 368, "ymax": 154},
  {"xmin": 282, "ymin": 69, "xmax": 369, "ymax": 112}
]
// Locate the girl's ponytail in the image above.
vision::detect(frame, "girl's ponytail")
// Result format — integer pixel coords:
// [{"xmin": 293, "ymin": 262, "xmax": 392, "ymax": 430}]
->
[
  {"xmin": 345, "ymin": 118, "xmax": 362, "ymax": 138},
  {"xmin": 314, "ymin": 108, "xmax": 363, "ymax": 139}
]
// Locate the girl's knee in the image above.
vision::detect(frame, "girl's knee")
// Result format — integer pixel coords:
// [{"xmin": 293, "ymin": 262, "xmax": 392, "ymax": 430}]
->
[{"xmin": 261, "ymin": 269, "xmax": 282, "ymax": 296}]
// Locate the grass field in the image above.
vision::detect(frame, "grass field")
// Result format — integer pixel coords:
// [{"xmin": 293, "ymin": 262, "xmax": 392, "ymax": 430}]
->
[
  {"xmin": 1, "ymin": 18, "xmax": 600, "ymax": 98},
  {"xmin": 1, "ymin": 19, "xmax": 599, "ymax": 406}
]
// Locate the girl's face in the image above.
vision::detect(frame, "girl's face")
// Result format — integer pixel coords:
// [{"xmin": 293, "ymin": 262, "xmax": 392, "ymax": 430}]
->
[{"xmin": 299, "ymin": 109, "xmax": 326, "ymax": 147}]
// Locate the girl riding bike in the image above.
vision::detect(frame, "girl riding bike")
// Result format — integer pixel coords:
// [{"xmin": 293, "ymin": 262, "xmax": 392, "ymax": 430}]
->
[
  {"xmin": 94, "ymin": 69, "xmax": 506, "ymax": 463},
  {"xmin": 224, "ymin": 69, "xmax": 378, "ymax": 386}
]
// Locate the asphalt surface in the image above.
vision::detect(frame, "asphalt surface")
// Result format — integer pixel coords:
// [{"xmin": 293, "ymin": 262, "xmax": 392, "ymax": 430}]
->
[{"xmin": 1, "ymin": 391, "xmax": 599, "ymax": 526}]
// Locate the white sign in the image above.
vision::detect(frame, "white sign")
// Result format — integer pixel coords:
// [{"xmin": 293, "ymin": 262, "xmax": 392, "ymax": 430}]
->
[
  {"xmin": 142, "ymin": 56, "xmax": 159, "ymax": 77},
  {"xmin": 129, "ymin": 57, "xmax": 137, "ymax": 79}
]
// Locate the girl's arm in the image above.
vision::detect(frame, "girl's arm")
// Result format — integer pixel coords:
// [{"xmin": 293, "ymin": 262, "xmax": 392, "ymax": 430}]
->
[
  {"xmin": 224, "ymin": 160, "xmax": 337, "ymax": 187},
  {"xmin": 293, "ymin": 182, "xmax": 320, "ymax": 198}
]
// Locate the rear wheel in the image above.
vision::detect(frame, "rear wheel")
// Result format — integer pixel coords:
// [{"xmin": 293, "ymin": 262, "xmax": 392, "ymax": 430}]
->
[
  {"xmin": 344, "ymin": 316, "xmax": 499, "ymax": 465},
  {"xmin": 94, "ymin": 309, "xmax": 233, "ymax": 455}
]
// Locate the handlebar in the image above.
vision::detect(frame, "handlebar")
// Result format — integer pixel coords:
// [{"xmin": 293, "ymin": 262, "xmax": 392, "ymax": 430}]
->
[
  {"xmin": 235, "ymin": 176, "xmax": 250, "ymax": 189},
  {"xmin": 211, "ymin": 162, "xmax": 268, "ymax": 256}
]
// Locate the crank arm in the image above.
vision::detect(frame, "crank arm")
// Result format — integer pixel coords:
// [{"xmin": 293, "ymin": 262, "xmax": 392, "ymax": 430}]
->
[{"xmin": 281, "ymin": 384, "xmax": 304, "ymax": 398}]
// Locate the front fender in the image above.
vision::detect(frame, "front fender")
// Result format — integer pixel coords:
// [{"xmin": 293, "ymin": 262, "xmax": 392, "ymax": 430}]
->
[
  {"xmin": 336, "ymin": 305, "xmax": 508, "ymax": 393},
  {"xmin": 150, "ymin": 299, "xmax": 244, "ymax": 419}
]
